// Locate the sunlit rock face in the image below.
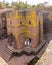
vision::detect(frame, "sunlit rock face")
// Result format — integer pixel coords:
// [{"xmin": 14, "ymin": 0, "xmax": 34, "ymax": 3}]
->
[
  {"xmin": 0, "ymin": 57, "xmax": 8, "ymax": 65},
  {"xmin": 36, "ymin": 40, "xmax": 52, "ymax": 65}
]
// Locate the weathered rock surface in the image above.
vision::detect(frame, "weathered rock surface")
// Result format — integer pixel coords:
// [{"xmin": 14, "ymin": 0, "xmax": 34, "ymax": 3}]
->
[
  {"xmin": 36, "ymin": 40, "xmax": 52, "ymax": 65},
  {"xmin": 0, "ymin": 57, "xmax": 8, "ymax": 65}
]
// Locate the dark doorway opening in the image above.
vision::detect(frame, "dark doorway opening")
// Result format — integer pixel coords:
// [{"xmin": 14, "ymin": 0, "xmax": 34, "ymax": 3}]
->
[{"xmin": 29, "ymin": 38, "xmax": 31, "ymax": 43}]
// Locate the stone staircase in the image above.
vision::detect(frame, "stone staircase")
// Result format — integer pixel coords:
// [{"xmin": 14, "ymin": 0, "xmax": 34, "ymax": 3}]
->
[
  {"xmin": 0, "ymin": 39, "xmax": 46, "ymax": 62},
  {"xmin": 0, "ymin": 39, "xmax": 13, "ymax": 62}
]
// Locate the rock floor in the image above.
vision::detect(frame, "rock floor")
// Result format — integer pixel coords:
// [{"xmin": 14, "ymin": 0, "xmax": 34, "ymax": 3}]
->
[
  {"xmin": 36, "ymin": 40, "xmax": 52, "ymax": 65},
  {"xmin": 0, "ymin": 34, "xmax": 52, "ymax": 65}
]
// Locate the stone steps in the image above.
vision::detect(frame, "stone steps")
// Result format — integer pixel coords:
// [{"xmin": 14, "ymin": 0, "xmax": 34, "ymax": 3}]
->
[
  {"xmin": 7, "ymin": 40, "xmax": 46, "ymax": 56},
  {"xmin": 0, "ymin": 39, "xmax": 12, "ymax": 62},
  {"xmin": 0, "ymin": 47, "xmax": 12, "ymax": 62}
]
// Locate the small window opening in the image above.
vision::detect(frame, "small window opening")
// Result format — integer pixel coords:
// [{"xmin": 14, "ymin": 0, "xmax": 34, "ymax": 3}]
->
[
  {"xmin": 3, "ymin": 27, "xmax": 6, "ymax": 29},
  {"xmin": 29, "ymin": 21, "xmax": 31, "ymax": 24},
  {"xmin": 29, "ymin": 38, "xmax": 31, "ymax": 43},
  {"xmin": 20, "ymin": 21, "xmax": 22, "ymax": 25}
]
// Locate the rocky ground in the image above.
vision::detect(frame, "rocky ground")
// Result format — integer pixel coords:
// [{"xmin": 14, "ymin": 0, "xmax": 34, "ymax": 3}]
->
[
  {"xmin": 0, "ymin": 34, "xmax": 52, "ymax": 65},
  {"xmin": 0, "ymin": 39, "xmax": 35, "ymax": 65},
  {"xmin": 0, "ymin": 38, "xmax": 48, "ymax": 65},
  {"xmin": 36, "ymin": 34, "xmax": 52, "ymax": 65},
  {"xmin": 36, "ymin": 40, "xmax": 52, "ymax": 65}
]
